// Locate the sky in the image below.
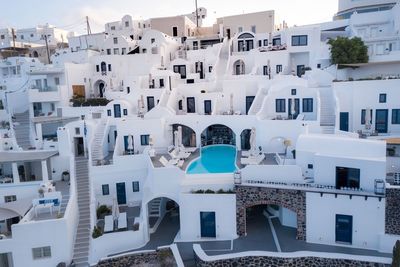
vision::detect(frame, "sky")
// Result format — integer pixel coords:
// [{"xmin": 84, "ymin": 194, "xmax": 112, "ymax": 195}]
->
[{"xmin": 0, "ymin": 0, "xmax": 338, "ymax": 34}]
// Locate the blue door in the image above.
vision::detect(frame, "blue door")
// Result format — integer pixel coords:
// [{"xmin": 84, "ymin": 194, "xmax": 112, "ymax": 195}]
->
[
  {"xmin": 200, "ymin": 212, "xmax": 216, "ymax": 238},
  {"xmin": 114, "ymin": 104, "xmax": 121, "ymax": 118},
  {"xmin": 116, "ymin": 182, "xmax": 126, "ymax": 205},
  {"xmin": 246, "ymin": 96, "xmax": 255, "ymax": 115},
  {"xmin": 204, "ymin": 100, "xmax": 212, "ymax": 115},
  {"xmin": 340, "ymin": 112, "xmax": 349, "ymax": 132},
  {"xmin": 375, "ymin": 109, "xmax": 388, "ymax": 133},
  {"xmin": 335, "ymin": 214, "xmax": 352, "ymax": 244}
]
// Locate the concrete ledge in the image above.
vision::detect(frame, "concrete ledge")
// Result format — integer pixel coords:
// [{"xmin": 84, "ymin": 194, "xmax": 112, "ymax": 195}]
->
[{"xmin": 193, "ymin": 244, "xmax": 392, "ymax": 267}]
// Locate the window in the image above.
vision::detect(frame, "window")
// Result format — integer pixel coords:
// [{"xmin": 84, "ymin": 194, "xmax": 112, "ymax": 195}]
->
[
  {"xmin": 102, "ymin": 184, "xmax": 110, "ymax": 195},
  {"xmin": 54, "ymin": 77, "xmax": 60, "ymax": 85},
  {"xmin": 141, "ymin": 135, "xmax": 150, "ymax": 146},
  {"xmin": 106, "ymin": 49, "xmax": 111, "ymax": 55},
  {"xmin": 108, "ymin": 64, "xmax": 112, "ymax": 71},
  {"xmin": 276, "ymin": 65, "xmax": 282, "ymax": 74},
  {"xmin": 110, "ymin": 26, "xmax": 116, "ymax": 30},
  {"xmin": 32, "ymin": 246, "xmax": 51, "ymax": 259},
  {"xmin": 361, "ymin": 109, "xmax": 373, "ymax": 125},
  {"xmin": 107, "ymin": 110, "xmax": 112, "ymax": 116},
  {"xmin": 238, "ymin": 27, "xmax": 243, "ymax": 33},
  {"xmin": 113, "ymin": 37, "xmax": 118, "ymax": 44},
  {"xmin": 0, "ymin": 35, "xmax": 4, "ymax": 40},
  {"xmin": 336, "ymin": 167, "xmax": 360, "ymax": 189},
  {"xmin": 272, "ymin": 38, "xmax": 281, "ymax": 46},
  {"xmin": 263, "ymin": 66, "xmax": 269, "ymax": 76},
  {"xmin": 291, "ymin": 89, "xmax": 297, "ymax": 95},
  {"xmin": 132, "ymin": 181, "xmax": 139, "ymax": 192},
  {"xmin": 307, "ymin": 164, "xmax": 313, "ymax": 169},
  {"xmin": 258, "ymin": 40, "xmax": 262, "ymax": 47},
  {"xmin": 151, "ymin": 38, "xmax": 155, "ymax": 44},
  {"xmin": 75, "ymin": 127, "xmax": 80, "ymax": 135},
  {"xmin": 123, "ymin": 109, "xmax": 128, "ymax": 116},
  {"xmin": 20, "ymin": 35, "xmax": 24, "ymax": 40},
  {"xmin": 209, "ymin": 66, "xmax": 213, "ymax": 73},
  {"xmin": 251, "ymin": 25, "xmax": 256, "ymax": 33},
  {"xmin": 336, "ymin": 215, "xmax": 353, "ymax": 244},
  {"xmin": 292, "ymin": 35, "xmax": 308, "ymax": 46},
  {"xmin": 379, "ymin": 93, "xmax": 386, "ymax": 103},
  {"xmin": 173, "ymin": 65, "xmax": 186, "ymax": 79},
  {"xmin": 193, "ymin": 41, "xmax": 199, "ymax": 50},
  {"xmin": 392, "ymin": 109, "xmax": 400, "ymax": 124},
  {"xmin": 96, "ymin": 65, "xmax": 100, "ymax": 72},
  {"xmin": 303, "ymin": 98, "xmax": 313, "ymax": 112},
  {"xmin": 113, "ymin": 48, "xmax": 119, "ymax": 55},
  {"xmin": 263, "ymin": 39, "xmax": 268, "ymax": 46},
  {"xmin": 4, "ymin": 195, "xmax": 16, "ymax": 203},
  {"xmin": 125, "ymin": 21, "xmax": 129, "ymax": 27},
  {"xmin": 172, "ymin": 27, "xmax": 178, "ymax": 37},
  {"xmin": 317, "ymin": 63, "xmax": 321, "ymax": 69},
  {"xmin": 276, "ymin": 99, "xmax": 286, "ymax": 113},
  {"xmin": 0, "ymin": 100, "xmax": 4, "ymax": 110},
  {"xmin": 159, "ymin": 79, "xmax": 164, "ymax": 88},
  {"xmin": 121, "ymin": 48, "xmax": 126, "ymax": 55}
]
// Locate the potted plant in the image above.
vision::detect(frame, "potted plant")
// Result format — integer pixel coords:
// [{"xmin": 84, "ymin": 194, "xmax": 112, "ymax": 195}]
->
[
  {"xmin": 62, "ymin": 171, "xmax": 70, "ymax": 182},
  {"xmin": 38, "ymin": 188, "xmax": 44, "ymax": 198}
]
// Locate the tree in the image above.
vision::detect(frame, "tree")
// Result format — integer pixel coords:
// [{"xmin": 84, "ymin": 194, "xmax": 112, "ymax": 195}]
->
[
  {"xmin": 393, "ymin": 240, "xmax": 400, "ymax": 267},
  {"xmin": 328, "ymin": 37, "xmax": 369, "ymax": 67}
]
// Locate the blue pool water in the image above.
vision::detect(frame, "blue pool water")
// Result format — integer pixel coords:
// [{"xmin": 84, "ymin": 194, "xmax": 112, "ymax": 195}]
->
[{"xmin": 187, "ymin": 145, "xmax": 237, "ymax": 174}]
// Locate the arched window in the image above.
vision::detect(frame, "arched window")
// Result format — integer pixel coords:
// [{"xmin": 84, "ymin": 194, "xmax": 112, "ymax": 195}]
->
[
  {"xmin": 238, "ymin": 33, "xmax": 255, "ymax": 39},
  {"xmin": 33, "ymin": 51, "xmax": 39, "ymax": 58},
  {"xmin": 100, "ymin": 62, "xmax": 107, "ymax": 75},
  {"xmin": 233, "ymin": 60, "xmax": 245, "ymax": 75}
]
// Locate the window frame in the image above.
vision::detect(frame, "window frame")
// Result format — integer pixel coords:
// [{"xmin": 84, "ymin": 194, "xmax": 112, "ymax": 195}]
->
[
  {"xmin": 32, "ymin": 246, "xmax": 51, "ymax": 260},
  {"xmin": 379, "ymin": 93, "xmax": 387, "ymax": 103},
  {"xmin": 302, "ymin": 98, "xmax": 313, "ymax": 113},
  {"xmin": 102, "ymin": 184, "xmax": 110, "ymax": 195},
  {"xmin": 291, "ymin": 35, "xmax": 308, "ymax": 46},
  {"xmin": 392, "ymin": 109, "xmax": 400, "ymax": 124},
  {"xmin": 132, "ymin": 181, "xmax": 140, "ymax": 192},
  {"xmin": 140, "ymin": 134, "xmax": 150, "ymax": 146},
  {"xmin": 276, "ymin": 99, "xmax": 286, "ymax": 113}
]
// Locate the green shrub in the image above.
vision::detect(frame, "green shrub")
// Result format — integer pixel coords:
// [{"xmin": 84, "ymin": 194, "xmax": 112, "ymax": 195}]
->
[
  {"xmin": 92, "ymin": 226, "xmax": 103, "ymax": 239},
  {"xmin": 96, "ymin": 205, "xmax": 111, "ymax": 219},
  {"xmin": 205, "ymin": 189, "xmax": 215, "ymax": 194},
  {"xmin": 393, "ymin": 240, "xmax": 400, "ymax": 267},
  {"xmin": 328, "ymin": 37, "xmax": 369, "ymax": 68}
]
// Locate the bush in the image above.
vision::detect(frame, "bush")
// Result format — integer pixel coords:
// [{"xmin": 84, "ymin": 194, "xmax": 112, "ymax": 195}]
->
[
  {"xmin": 205, "ymin": 189, "xmax": 215, "ymax": 194},
  {"xmin": 96, "ymin": 205, "xmax": 111, "ymax": 219},
  {"xmin": 393, "ymin": 240, "xmax": 400, "ymax": 267},
  {"xmin": 70, "ymin": 97, "xmax": 110, "ymax": 107},
  {"xmin": 328, "ymin": 37, "xmax": 369, "ymax": 68},
  {"xmin": 92, "ymin": 226, "xmax": 103, "ymax": 239}
]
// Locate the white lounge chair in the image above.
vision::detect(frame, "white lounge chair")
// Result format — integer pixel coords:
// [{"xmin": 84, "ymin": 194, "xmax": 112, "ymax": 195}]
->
[
  {"xmin": 104, "ymin": 215, "xmax": 114, "ymax": 233},
  {"xmin": 159, "ymin": 156, "xmax": 178, "ymax": 167},
  {"xmin": 241, "ymin": 153, "xmax": 265, "ymax": 165},
  {"xmin": 180, "ymin": 145, "xmax": 197, "ymax": 153},
  {"xmin": 118, "ymin": 212, "xmax": 127, "ymax": 230},
  {"xmin": 296, "ymin": 114, "xmax": 305, "ymax": 120}
]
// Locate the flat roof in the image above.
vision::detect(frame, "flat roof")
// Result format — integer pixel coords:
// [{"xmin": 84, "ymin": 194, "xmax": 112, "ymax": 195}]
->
[
  {"xmin": 32, "ymin": 116, "xmax": 79, "ymax": 124},
  {"xmin": 0, "ymin": 150, "xmax": 58, "ymax": 163}
]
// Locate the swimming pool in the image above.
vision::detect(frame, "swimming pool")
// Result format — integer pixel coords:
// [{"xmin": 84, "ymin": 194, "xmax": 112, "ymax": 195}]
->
[{"xmin": 187, "ymin": 145, "xmax": 237, "ymax": 174}]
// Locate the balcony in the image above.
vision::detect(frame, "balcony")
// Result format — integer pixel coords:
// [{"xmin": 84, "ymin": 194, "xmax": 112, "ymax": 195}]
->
[{"xmin": 29, "ymin": 87, "xmax": 60, "ymax": 103}]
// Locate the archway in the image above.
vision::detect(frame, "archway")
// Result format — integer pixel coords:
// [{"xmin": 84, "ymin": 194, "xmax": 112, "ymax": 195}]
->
[
  {"xmin": 94, "ymin": 80, "xmax": 106, "ymax": 98},
  {"xmin": 201, "ymin": 124, "xmax": 235, "ymax": 147},
  {"xmin": 33, "ymin": 51, "xmax": 39, "ymax": 58},
  {"xmin": 233, "ymin": 60, "xmax": 245, "ymax": 75},
  {"xmin": 240, "ymin": 129, "xmax": 251, "ymax": 150},
  {"xmin": 236, "ymin": 185, "xmax": 306, "ymax": 240},
  {"xmin": 146, "ymin": 197, "xmax": 180, "ymax": 247},
  {"xmin": 172, "ymin": 124, "xmax": 196, "ymax": 148}
]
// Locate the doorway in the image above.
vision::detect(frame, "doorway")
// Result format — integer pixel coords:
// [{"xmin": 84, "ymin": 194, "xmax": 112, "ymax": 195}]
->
[
  {"xmin": 195, "ymin": 62, "xmax": 204, "ymax": 79},
  {"xmin": 246, "ymin": 96, "xmax": 255, "ymax": 115},
  {"xmin": 335, "ymin": 214, "xmax": 352, "ymax": 244},
  {"xmin": 200, "ymin": 211, "xmax": 216, "ymax": 238},
  {"xmin": 288, "ymin": 98, "xmax": 300, "ymax": 119},
  {"xmin": 99, "ymin": 82, "xmax": 105, "ymax": 98},
  {"xmin": 116, "ymin": 182, "xmax": 126, "ymax": 205},
  {"xmin": 114, "ymin": 104, "xmax": 121, "ymax": 118},
  {"xmin": 147, "ymin": 96, "xmax": 155, "ymax": 111},
  {"xmin": 204, "ymin": 100, "xmax": 212, "ymax": 115},
  {"xmin": 340, "ymin": 112, "xmax": 349, "ymax": 132},
  {"xmin": 74, "ymin": 137, "xmax": 85, "ymax": 157},
  {"xmin": 375, "ymin": 109, "xmax": 388, "ymax": 133}
]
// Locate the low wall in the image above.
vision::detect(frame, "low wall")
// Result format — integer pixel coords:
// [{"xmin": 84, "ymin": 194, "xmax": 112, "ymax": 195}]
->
[
  {"xmin": 97, "ymin": 247, "xmax": 177, "ymax": 267},
  {"xmin": 193, "ymin": 245, "xmax": 392, "ymax": 267}
]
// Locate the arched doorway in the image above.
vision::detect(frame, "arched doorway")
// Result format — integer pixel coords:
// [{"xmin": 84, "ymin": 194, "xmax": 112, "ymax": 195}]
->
[
  {"xmin": 146, "ymin": 197, "xmax": 180, "ymax": 247},
  {"xmin": 94, "ymin": 80, "xmax": 106, "ymax": 98},
  {"xmin": 33, "ymin": 51, "xmax": 39, "ymax": 58},
  {"xmin": 172, "ymin": 124, "xmax": 196, "ymax": 148},
  {"xmin": 233, "ymin": 60, "xmax": 245, "ymax": 75},
  {"xmin": 201, "ymin": 124, "xmax": 235, "ymax": 147},
  {"xmin": 240, "ymin": 129, "xmax": 251, "ymax": 150}
]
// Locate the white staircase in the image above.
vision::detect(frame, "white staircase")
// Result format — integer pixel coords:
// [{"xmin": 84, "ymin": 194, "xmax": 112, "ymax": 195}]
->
[
  {"xmin": 91, "ymin": 121, "xmax": 107, "ymax": 165},
  {"xmin": 148, "ymin": 198, "xmax": 162, "ymax": 218},
  {"xmin": 213, "ymin": 38, "xmax": 230, "ymax": 91},
  {"xmin": 319, "ymin": 87, "xmax": 336, "ymax": 134},
  {"xmin": 72, "ymin": 157, "xmax": 91, "ymax": 267},
  {"xmin": 248, "ymin": 87, "xmax": 268, "ymax": 116},
  {"xmin": 12, "ymin": 110, "xmax": 31, "ymax": 150}
]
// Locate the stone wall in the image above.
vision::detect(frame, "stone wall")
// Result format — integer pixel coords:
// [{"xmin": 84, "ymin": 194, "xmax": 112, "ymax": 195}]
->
[
  {"xmin": 385, "ymin": 187, "xmax": 400, "ymax": 235},
  {"xmin": 96, "ymin": 247, "xmax": 176, "ymax": 267},
  {"xmin": 236, "ymin": 186, "xmax": 306, "ymax": 240},
  {"xmin": 194, "ymin": 254, "xmax": 390, "ymax": 267}
]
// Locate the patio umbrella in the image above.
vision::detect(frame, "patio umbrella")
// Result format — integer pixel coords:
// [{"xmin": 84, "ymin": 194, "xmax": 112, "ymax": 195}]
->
[
  {"xmin": 127, "ymin": 135, "xmax": 134, "ymax": 152},
  {"xmin": 291, "ymin": 57, "xmax": 296, "ymax": 76},
  {"xmin": 249, "ymin": 127, "xmax": 257, "ymax": 156},
  {"xmin": 174, "ymin": 131, "xmax": 179, "ymax": 149},
  {"xmin": 112, "ymin": 198, "xmax": 119, "ymax": 222},
  {"xmin": 178, "ymin": 126, "xmax": 183, "ymax": 148},
  {"xmin": 290, "ymin": 98, "xmax": 296, "ymax": 119},
  {"xmin": 365, "ymin": 108, "xmax": 372, "ymax": 130},
  {"xmin": 229, "ymin": 93, "xmax": 234, "ymax": 114}
]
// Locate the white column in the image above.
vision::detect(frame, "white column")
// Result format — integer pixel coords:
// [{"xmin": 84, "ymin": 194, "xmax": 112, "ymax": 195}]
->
[
  {"xmin": 196, "ymin": 132, "xmax": 201, "ymax": 148},
  {"xmin": 236, "ymin": 134, "xmax": 241, "ymax": 151},
  {"xmin": 12, "ymin": 163, "xmax": 20, "ymax": 183},
  {"xmin": 41, "ymin": 160, "xmax": 49, "ymax": 183}
]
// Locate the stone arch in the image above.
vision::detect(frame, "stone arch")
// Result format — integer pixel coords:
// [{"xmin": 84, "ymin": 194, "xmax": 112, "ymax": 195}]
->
[
  {"xmin": 200, "ymin": 124, "xmax": 236, "ymax": 147},
  {"xmin": 32, "ymin": 51, "xmax": 39, "ymax": 58},
  {"xmin": 240, "ymin": 129, "xmax": 251, "ymax": 150},
  {"xmin": 233, "ymin": 60, "xmax": 245, "ymax": 75},
  {"xmin": 236, "ymin": 185, "xmax": 306, "ymax": 240},
  {"xmin": 172, "ymin": 123, "xmax": 197, "ymax": 148},
  {"xmin": 94, "ymin": 79, "xmax": 106, "ymax": 98},
  {"xmin": 238, "ymin": 32, "xmax": 255, "ymax": 39}
]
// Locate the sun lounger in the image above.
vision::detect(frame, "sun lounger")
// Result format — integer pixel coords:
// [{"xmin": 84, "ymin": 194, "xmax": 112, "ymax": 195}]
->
[
  {"xmin": 159, "ymin": 156, "xmax": 179, "ymax": 167},
  {"xmin": 241, "ymin": 153, "xmax": 265, "ymax": 165},
  {"xmin": 104, "ymin": 215, "xmax": 114, "ymax": 233},
  {"xmin": 118, "ymin": 212, "xmax": 127, "ymax": 230}
]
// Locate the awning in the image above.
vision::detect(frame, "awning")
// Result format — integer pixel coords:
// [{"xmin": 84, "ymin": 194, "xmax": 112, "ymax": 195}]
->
[
  {"xmin": 0, "ymin": 150, "xmax": 58, "ymax": 163},
  {"xmin": 0, "ymin": 198, "xmax": 32, "ymax": 220}
]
